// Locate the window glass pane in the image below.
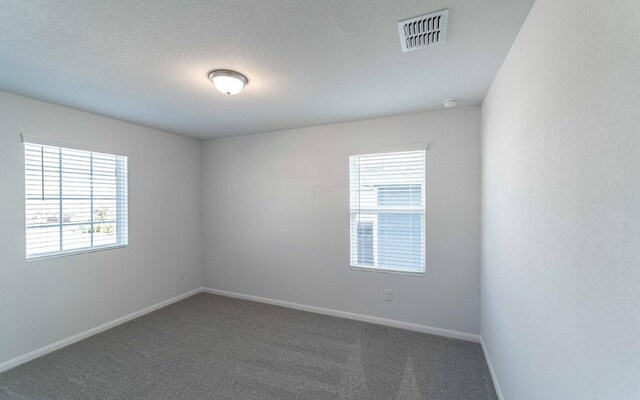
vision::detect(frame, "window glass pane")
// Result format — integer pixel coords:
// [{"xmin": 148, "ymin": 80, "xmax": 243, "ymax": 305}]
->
[
  {"xmin": 377, "ymin": 184, "xmax": 422, "ymax": 206},
  {"xmin": 357, "ymin": 221, "xmax": 374, "ymax": 266},
  {"xmin": 25, "ymin": 199, "xmax": 60, "ymax": 227},
  {"xmin": 93, "ymin": 201, "xmax": 117, "ymax": 222},
  {"xmin": 378, "ymin": 213, "xmax": 422, "ymax": 271},
  {"xmin": 26, "ymin": 226, "xmax": 60, "ymax": 255},
  {"xmin": 62, "ymin": 224, "xmax": 92, "ymax": 251},
  {"xmin": 92, "ymin": 223, "xmax": 117, "ymax": 247},
  {"xmin": 62, "ymin": 199, "xmax": 91, "ymax": 224}
]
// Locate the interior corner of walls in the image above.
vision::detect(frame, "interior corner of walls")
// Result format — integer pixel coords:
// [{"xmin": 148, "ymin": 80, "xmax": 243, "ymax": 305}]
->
[
  {"xmin": 487, "ymin": 0, "xmax": 537, "ymax": 101},
  {"xmin": 479, "ymin": 0, "xmax": 640, "ymax": 398},
  {"xmin": 0, "ymin": 288, "xmax": 203, "ymax": 373},
  {"xmin": 480, "ymin": 337, "xmax": 504, "ymax": 400},
  {"xmin": 0, "ymin": 92, "xmax": 208, "ymax": 371},
  {"xmin": 199, "ymin": 109, "xmax": 482, "ymax": 337}
]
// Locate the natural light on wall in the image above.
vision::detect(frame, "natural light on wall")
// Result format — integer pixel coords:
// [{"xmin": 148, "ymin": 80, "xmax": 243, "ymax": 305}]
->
[
  {"xmin": 349, "ymin": 146, "xmax": 426, "ymax": 274},
  {"xmin": 23, "ymin": 137, "xmax": 128, "ymax": 259}
]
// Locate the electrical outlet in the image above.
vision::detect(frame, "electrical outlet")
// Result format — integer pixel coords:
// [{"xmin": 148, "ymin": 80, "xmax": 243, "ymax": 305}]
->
[
  {"xmin": 384, "ymin": 289, "xmax": 393, "ymax": 301},
  {"xmin": 179, "ymin": 270, "xmax": 184, "ymax": 281}
]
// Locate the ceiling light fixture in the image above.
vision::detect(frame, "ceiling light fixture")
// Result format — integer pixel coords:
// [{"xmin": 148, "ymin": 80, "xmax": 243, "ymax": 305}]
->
[
  {"xmin": 208, "ymin": 70, "xmax": 248, "ymax": 95},
  {"xmin": 442, "ymin": 98, "xmax": 459, "ymax": 108}
]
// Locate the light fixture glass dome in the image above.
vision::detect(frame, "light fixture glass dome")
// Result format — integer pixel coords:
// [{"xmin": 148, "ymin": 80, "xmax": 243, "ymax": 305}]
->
[{"xmin": 208, "ymin": 70, "xmax": 248, "ymax": 95}]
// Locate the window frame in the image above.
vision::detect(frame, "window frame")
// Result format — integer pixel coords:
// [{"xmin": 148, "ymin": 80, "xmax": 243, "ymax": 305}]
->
[
  {"xmin": 349, "ymin": 143, "xmax": 428, "ymax": 276},
  {"xmin": 22, "ymin": 135, "xmax": 129, "ymax": 261}
]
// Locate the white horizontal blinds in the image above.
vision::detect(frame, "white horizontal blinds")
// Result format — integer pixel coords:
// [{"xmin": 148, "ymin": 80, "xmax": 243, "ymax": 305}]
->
[
  {"xmin": 24, "ymin": 142, "xmax": 128, "ymax": 258},
  {"xmin": 350, "ymin": 149, "xmax": 426, "ymax": 273}
]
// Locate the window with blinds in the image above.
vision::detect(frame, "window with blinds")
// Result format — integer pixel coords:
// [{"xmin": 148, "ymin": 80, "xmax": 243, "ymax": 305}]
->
[
  {"xmin": 350, "ymin": 147, "xmax": 426, "ymax": 274},
  {"xmin": 24, "ymin": 138, "xmax": 128, "ymax": 259}
]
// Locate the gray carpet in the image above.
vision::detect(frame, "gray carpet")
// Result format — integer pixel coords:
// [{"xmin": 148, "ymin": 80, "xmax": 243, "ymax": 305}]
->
[{"xmin": 0, "ymin": 293, "xmax": 497, "ymax": 399}]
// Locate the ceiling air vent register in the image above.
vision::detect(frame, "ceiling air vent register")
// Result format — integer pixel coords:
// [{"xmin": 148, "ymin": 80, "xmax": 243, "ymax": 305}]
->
[{"xmin": 398, "ymin": 9, "xmax": 449, "ymax": 52}]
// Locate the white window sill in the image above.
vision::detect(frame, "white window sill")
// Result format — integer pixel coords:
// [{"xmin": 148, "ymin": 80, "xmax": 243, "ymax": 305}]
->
[
  {"xmin": 350, "ymin": 265, "xmax": 425, "ymax": 277},
  {"xmin": 26, "ymin": 244, "xmax": 127, "ymax": 262}
]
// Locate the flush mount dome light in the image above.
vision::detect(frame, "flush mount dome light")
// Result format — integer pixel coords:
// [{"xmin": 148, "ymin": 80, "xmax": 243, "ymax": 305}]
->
[
  {"xmin": 442, "ymin": 98, "xmax": 459, "ymax": 108},
  {"xmin": 208, "ymin": 70, "xmax": 248, "ymax": 95}
]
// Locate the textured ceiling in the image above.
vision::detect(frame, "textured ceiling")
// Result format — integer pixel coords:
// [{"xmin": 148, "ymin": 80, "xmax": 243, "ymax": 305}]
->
[{"xmin": 0, "ymin": 0, "xmax": 534, "ymax": 139}]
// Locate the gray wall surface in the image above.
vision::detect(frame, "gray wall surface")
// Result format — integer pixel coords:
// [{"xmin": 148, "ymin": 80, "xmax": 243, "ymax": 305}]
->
[
  {"xmin": 481, "ymin": 0, "xmax": 640, "ymax": 398},
  {"xmin": 202, "ymin": 107, "xmax": 482, "ymax": 335},
  {"xmin": 0, "ymin": 91, "xmax": 203, "ymax": 365}
]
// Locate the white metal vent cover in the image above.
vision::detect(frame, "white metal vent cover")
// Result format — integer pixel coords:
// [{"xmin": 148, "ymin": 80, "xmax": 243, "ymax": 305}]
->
[{"xmin": 398, "ymin": 9, "xmax": 449, "ymax": 52}]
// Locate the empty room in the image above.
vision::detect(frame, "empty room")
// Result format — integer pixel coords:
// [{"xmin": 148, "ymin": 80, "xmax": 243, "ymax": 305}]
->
[{"xmin": 0, "ymin": 0, "xmax": 637, "ymax": 399}]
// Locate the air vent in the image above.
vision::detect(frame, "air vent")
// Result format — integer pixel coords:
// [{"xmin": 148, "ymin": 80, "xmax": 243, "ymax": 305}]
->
[{"xmin": 398, "ymin": 9, "xmax": 449, "ymax": 52}]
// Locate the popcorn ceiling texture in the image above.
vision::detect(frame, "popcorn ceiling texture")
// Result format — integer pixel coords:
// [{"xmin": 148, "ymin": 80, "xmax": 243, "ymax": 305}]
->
[{"xmin": 0, "ymin": 0, "xmax": 533, "ymax": 138}]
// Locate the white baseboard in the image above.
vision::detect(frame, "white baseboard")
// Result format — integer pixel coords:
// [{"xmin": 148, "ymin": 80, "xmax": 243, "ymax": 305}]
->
[
  {"xmin": 0, "ymin": 288, "xmax": 202, "ymax": 373},
  {"xmin": 480, "ymin": 337, "xmax": 504, "ymax": 400},
  {"xmin": 202, "ymin": 287, "xmax": 480, "ymax": 342},
  {"xmin": 1, "ymin": 287, "xmax": 482, "ymax": 375}
]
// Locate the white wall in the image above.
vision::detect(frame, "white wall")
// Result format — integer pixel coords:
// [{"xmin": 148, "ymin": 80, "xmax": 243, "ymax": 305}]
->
[
  {"xmin": 202, "ymin": 107, "xmax": 481, "ymax": 335},
  {"xmin": 481, "ymin": 0, "xmax": 640, "ymax": 399},
  {"xmin": 0, "ymin": 91, "xmax": 202, "ymax": 365}
]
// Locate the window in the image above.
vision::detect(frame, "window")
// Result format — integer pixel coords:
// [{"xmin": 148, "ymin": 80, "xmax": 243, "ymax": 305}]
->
[
  {"xmin": 350, "ymin": 147, "xmax": 426, "ymax": 274},
  {"xmin": 23, "ymin": 137, "xmax": 128, "ymax": 259}
]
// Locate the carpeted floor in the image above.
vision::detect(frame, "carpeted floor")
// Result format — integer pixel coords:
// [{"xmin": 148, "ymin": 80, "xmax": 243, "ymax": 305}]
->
[{"xmin": 0, "ymin": 293, "xmax": 497, "ymax": 399}]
